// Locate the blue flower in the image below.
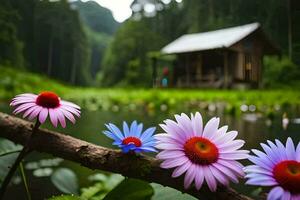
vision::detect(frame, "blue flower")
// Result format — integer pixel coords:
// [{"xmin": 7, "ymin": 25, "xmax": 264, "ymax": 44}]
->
[{"xmin": 103, "ymin": 121, "xmax": 157, "ymax": 153}]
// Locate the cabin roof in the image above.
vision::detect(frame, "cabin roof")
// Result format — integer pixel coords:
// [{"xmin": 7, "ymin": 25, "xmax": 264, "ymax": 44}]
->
[{"xmin": 162, "ymin": 23, "xmax": 262, "ymax": 54}]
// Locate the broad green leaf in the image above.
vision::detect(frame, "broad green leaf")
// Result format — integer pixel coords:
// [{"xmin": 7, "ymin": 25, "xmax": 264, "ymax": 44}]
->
[
  {"xmin": 103, "ymin": 178, "xmax": 153, "ymax": 200},
  {"xmin": 0, "ymin": 153, "xmax": 19, "ymax": 183},
  {"xmin": 48, "ymin": 195, "xmax": 83, "ymax": 200},
  {"xmin": 0, "ymin": 139, "xmax": 22, "ymax": 157},
  {"xmin": 51, "ymin": 168, "xmax": 79, "ymax": 195},
  {"xmin": 150, "ymin": 183, "xmax": 197, "ymax": 200}
]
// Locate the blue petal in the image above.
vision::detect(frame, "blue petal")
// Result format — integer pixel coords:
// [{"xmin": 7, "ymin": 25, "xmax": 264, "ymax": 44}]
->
[
  {"xmin": 139, "ymin": 146, "xmax": 157, "ymax": 153},
  {"xmin": 135, "ymin": 123, "xmax": 143, "ymax": 137},
  {"xmin": 129, "ymin": 121, "xmax": 138, "ymax": 137},
  {"xmin": 121, "ymin": 144, "xmax": 136, "ymax": 153},
  {"xmin": 143, "ymin": 141, "xmax": 156, "ymax": 147},
  {"xmin": 103, "ymin": 130, "xmax": 121, "ymax": 141},
  {"xmin": 140, "ymin": 127, "xmax": 156, "ymax": 143},
  {"xmin": 112, "ymin": 141, "xmax": 122, "ymax": 146},
  {"xmin": 123, "ymin": 121, "xmax": 130, "ymax": 137},
  {"xmin": 105, "ymin": 123, "xmax": 124, "ymax": 140}
]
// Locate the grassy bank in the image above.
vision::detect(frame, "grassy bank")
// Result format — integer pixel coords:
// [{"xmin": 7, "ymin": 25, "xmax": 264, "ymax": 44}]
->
[{"xmin": 0, "ymin": 66, "xmax": 299, "ymax": 116}]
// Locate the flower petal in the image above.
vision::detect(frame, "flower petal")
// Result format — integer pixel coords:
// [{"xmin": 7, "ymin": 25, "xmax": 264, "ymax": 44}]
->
[{"xmin": 202, "ymin": 117, "xmax": 219, "ymax": 139}]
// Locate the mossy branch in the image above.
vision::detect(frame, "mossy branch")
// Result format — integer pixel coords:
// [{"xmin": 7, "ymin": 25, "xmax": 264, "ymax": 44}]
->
[{"xmin": 0, "ymin": 112, "xmax": 253, "ymax": 200}]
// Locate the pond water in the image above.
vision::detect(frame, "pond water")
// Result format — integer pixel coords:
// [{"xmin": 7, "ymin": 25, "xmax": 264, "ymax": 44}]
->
[{"xmin": 1, "ymin": 103, "xmax": 300, "ymax": 199}]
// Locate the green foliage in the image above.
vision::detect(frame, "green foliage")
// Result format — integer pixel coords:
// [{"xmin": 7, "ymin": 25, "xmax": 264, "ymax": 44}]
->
[
  {"xmin": 1, "ymin": 66, "xmax": 300, "ymax": 117},
  {"xmin": 80, "ymin": 173, "xmax": 123, "ymax": 200},
  {"xmin": 48, "ymin": 195, "xmax": 83, "ymax": 200},
  {"xmin": 151, "ymin": 183, "xmax": 196, "ymax": 200},
  {"xmin": 263, "ymin": 56, "xmax": 300, "ymax": 88},
  {"xmin": 101, "ymin": 20, "xmax": 165, "ymax": 86},
  {"xmin": 0, "ymin": 139, "xmax": 21, "ymax": 183},
  {"xmin": 72, "ymin": 1, "xmax": 119, "ymax": 35},
  {"xmin": 72, "ymin": 0, "xmax": 119, "ymax": 81},
  {"xmin": 0, "ymin": 66, "xmax": 68, "ymax": 99},
  {"xmin": 0, "ymin": 2, "xmax": 24, "ymax": 68},
  {"xmin": 51, "ymin": 168, "xmax": 79, "ymax": 195},
  {"xmin": 103, "ymin": 178, "xmax": 153, "ymax": 200},
  {"xmin": 83, "ymin": 25, "xmax": 112, "ymax": 79},
  {"xmin": 2, "ymin": 0, "xmax": 91, "ymax": 85}
]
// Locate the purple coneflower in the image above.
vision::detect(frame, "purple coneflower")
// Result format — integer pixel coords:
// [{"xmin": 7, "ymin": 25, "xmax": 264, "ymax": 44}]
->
[
  {"xmin": 103, "ymin": 121, "xmax": 157, "ymax": 153},
  {"xmin": 156, "ymin": 112, "xmax": 249, "ymax": 191},
  {"xmin": 10, "ymin": 91, "xmax": 80, "ymax": 128},
  {"xmin": 1, "ymin": 92, "xmax": 81, "ymax": 198},
  {"xmin": 244, "ymin": 138, "xmax": 300, "ymax": 200}
]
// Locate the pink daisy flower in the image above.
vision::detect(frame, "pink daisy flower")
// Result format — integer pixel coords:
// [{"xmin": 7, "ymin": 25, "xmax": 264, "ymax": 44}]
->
[
  {"xmin": 244, "ymin": 138, "xmax": 300, "ymax": 200},
  {"xmin": 155, "ymin": 112, "xmax": 249, "ymax": 191},
  {"xmin": 10, "ymin": 91, "xmax": 80, "ymax": 128}
]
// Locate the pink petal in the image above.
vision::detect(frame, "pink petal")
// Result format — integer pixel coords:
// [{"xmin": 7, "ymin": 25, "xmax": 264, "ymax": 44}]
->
[
  {"xmin": 28, "ymin": 106, "xmax": 43, "ymax": 120},
  {"xmin": 209, "ymin": 165, "xmax": 229, "ymax": 186},
  {"xmin": 202, "ymin": 117, "xmax": 219, "ymax": 139},
  {"xmin": 49, "ymin": 109, "xmax": 58, "ymax": 127},
  {"xmin": 286, "ymin": 137, "xmax": 296, "ymax": 160},
  {"xmin": 61, "ymin": 105, "xmax": 80, "ymax": 117},
  {"xmin": 156, "ymin": 150, "xmax": 185, "ymax": 160},
  {"xmin": 23, "ymin": 106, "xmax": 39, "ymax": 118},
  {"xmin": 13, "ymin": 103, "xmax": 36, "ymax": 114},
  {"xmin": 175, "ymin": 113, "xmax": 194, "ymax": 137},
  {"xmin": 192, "ymin": 112, "xmax": 203, "ymax": 136},
  {"xmin": 203, "ymin": 166, "xmax": 217, "ymax": 192},
  {"xmin": 155, "ymin": 134, "xmax": 183, "ymax": 145},
  {"xmin": 184, "ymin": 164, "xmax": 196, "ymax": 189},
  {"xmin": 160, "ymin": 157, "xmax": 189, "ymax": 169},
  {"xmin": 267, "ymin": 186, "xmax": 284, "ymax": 200},
  {"xmin": 10, "ymin": 98, "xmax": 36, "ymax": 106},
  {"xmin": 60, "ymin": 109, "xmax": 76, "ymax": 124},
  {"xmin": 219, "ymin": 150, "xmax": 249, "ymax": 160},
  {"xmin": 161, "ymin": 120, "xmax": 188, "ymax": 141},
  {"xmin": 56, "ymin": 109, "xmax": 66, "ymax": 128},
  {"xmin": 194, "ymin": 166, "xmax": 204, "ymax": 190},
  {"xmin": 172, "ymin": 160, "xmax": 192, "ymax": 177},
  {"xmin": 60, "ymin": 100, "xmax": 80, "ymax": 109},
  {"xmin": 156, "ymin": 142, "xmax": 183, "ymax": 150},
  {"xmin": 218, "ymin": 140, "xmax": 245, "ymax": 152},
  {"xmin": 213, "ymin": 130, "xmax": 237, "ymax": 145},
  {"xmin": 212, "ymin": 162, "xmax": 239, "ymax": 183},
  {"xmin": 218, "ymin": 160, "xmax": 245, "ymax": 177},
  {"xmin": 39, "ymin": 108, "xmax": 48, "ymax": 124}
]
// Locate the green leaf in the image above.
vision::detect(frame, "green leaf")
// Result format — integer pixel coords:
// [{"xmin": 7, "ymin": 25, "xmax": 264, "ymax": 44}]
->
[
  {"xmin": 0, "ymin": 138, "xmax": 22, "ymax": 157},
  {"xmin": 48, "ymin": 195, "xmax": 83, "ymax": 200},
  {"xmin": 80, "ymin": 183, "xmax": 104, "ymax": 199},
  {"xmin": 103, "ymin": 178, "xmax": 153, "ymax": 200},
  {"xmin": 0, "ymin": 153, "xmax": 19, "ymax": 183},
  {"xmin": 51, "ymin": 168, "xmax": 79, "ymax": 195},
  {"xmin": 150, "ymin": 183, "xmax": 197, "ymax": 200}
]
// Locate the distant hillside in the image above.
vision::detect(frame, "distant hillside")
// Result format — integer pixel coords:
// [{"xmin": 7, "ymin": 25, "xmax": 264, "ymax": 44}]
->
[
  {"xmin": 72, "ymin": 0, "xmax": 120, "ymax": 79},
  {"xmin": 72, "ymin": 0, "xmax": 119, "ymax": 35}
]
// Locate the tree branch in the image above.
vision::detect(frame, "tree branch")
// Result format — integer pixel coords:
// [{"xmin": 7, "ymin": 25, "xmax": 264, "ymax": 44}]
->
[{"xmin": 0, "ymin": 112, "xmax": 253, "ymax": 200}]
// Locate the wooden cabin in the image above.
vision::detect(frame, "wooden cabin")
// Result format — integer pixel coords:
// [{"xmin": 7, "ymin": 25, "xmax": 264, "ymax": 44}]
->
[{"xmin": 156, "ymin": 23, "xmax": 279, "ymax": 88}]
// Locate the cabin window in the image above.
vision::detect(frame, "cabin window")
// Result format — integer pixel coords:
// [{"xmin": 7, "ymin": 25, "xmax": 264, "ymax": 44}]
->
[{"xmin": 244, "ymin": 53, "xmax": 252, "ymax": 81}]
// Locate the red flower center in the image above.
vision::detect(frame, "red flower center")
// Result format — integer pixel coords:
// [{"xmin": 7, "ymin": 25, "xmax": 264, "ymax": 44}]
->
[
  {"xmin": 36, "ymin": 91, "xmax": 60, "ymax": 108},
  {"xmin": 273, "ymin": 160, "xmax": 300, "ymax": 194},
  {"xmin": 122, "ymin": 137, "xmax": 142, "ymax": 147},
  {"xmin": 184, "ymin": 137, "xmax": 219, "ymax": 165}
]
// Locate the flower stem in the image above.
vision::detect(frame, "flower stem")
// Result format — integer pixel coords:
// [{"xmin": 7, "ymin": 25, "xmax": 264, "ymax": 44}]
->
[
  {"xmin": 19, "ymin": 162, "xmax": 31, "ymax": 200},
  {"xmin": 0, "ymin": 120, "xmax": 40, "ymax": 199}
]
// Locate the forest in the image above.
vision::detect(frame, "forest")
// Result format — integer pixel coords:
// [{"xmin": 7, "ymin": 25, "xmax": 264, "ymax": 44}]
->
[{"xmin": 0, "ymin": 0, "xmax": 299, "ymax": 87}]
